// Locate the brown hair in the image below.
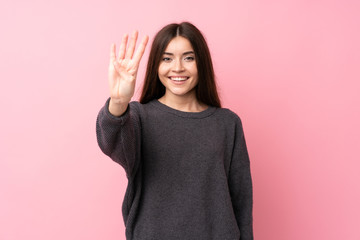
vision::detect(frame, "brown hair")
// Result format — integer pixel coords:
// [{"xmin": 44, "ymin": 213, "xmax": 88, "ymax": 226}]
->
[{"xmin": 139, "ymin": 22, "xmax": 221, "ymax": 108}]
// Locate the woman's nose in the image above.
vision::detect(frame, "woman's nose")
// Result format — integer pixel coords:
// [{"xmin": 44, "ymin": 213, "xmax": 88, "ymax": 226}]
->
[{"xmin": 172, "ymin": 59, "xmax": 185, "ymax": 72}]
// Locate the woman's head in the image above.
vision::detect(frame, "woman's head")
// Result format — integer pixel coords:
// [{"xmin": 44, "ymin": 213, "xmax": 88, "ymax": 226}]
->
[{"xmin": 140, "ymin": 22, "xmax": 221, "ymax": 107}]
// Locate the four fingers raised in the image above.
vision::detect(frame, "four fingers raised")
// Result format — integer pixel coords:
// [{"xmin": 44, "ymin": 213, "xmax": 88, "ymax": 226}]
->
[{"xmin": 111, "ymin": 31, "xmax": 148, "ymax": 62}]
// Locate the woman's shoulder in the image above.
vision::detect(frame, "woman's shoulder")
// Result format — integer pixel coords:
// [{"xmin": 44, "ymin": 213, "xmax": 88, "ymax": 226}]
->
[
  {"xmin": 215, "ymin": 107, "xmax": 243, "ymax": 123},
  {"xmin": 129, "ymin": 100, "xmax": 155, "ymax": 111},
  {"xmin": 128, "ymin": 100, "xmax": 158, "ymax": 116}
]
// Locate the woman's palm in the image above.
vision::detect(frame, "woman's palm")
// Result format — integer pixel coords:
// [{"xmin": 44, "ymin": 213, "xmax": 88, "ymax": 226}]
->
[{"xmin": 109, "ymin": 31, "xmax": 149, "ymax": 103}]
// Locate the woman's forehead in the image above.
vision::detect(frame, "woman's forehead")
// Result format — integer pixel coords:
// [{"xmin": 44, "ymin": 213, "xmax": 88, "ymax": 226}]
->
[{"xmin": 164, "ymin": 36, "xmax": 194, "ymax": 54}]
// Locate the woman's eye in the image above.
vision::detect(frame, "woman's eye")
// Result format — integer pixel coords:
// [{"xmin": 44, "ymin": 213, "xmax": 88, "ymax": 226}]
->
[
  {"xmin": 184, "ymin": 56, "xmax": 195, "ymax": 61},
  {"xmin": 162, "ymin": 57, "xmax": 172, "ymax": 62}
]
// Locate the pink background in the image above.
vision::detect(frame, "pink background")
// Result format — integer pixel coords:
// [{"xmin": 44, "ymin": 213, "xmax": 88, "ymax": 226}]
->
[{"xmin": 1, "ymin": 0, "xmax": 359, "ymax": 239}]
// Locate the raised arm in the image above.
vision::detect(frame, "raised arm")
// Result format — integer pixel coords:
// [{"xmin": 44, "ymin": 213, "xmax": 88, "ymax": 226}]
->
[{"xmin": 96, "ymin": 31, "xmax": 148, "ymax": 177}]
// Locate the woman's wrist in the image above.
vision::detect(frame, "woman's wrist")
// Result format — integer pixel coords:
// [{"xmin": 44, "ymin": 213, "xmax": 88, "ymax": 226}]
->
[{"xmin": 109, "ymin": 98, "xmax": 129, "ymax": 117}]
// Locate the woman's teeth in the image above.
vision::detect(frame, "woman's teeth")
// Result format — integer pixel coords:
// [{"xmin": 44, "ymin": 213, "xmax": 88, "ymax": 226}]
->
[{"xmin": 170, "ymin": 77, "xmax": 188, "ymax": 81}]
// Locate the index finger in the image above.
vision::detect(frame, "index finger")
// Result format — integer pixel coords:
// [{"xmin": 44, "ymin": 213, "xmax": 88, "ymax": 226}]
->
[{"xmin": 132, "ymin": 35, "xmax": 149, "ymax": 66}]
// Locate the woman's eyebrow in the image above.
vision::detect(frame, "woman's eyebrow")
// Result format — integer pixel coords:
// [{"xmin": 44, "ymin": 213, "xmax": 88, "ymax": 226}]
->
[
  {"xmin": 183, "ymin": 51, "xmax": 195, "ymax": 55},
  {"xmin": 163, "ymin": 51, "xmax": 195, "ymax": 56}
]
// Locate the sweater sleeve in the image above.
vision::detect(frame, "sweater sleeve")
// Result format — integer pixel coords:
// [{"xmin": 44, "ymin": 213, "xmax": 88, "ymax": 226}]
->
[
  {"xmin": 228, "ymin": 116, "xmax": 254, "ymax": 240},
  {"xmin": 96, "ymin": 98, "xmax": 141, "ymax": 178}
]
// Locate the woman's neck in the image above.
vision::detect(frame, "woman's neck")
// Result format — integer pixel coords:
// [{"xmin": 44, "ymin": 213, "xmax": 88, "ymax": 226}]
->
[{"xmin": 158, "ymin": 93, "xmax": 208, "ymax": 112}]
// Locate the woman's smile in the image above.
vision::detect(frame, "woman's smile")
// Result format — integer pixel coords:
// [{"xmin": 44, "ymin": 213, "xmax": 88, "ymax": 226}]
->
[{"xmin": 168, "ymin": 76, "xmax": 190, "ymax": 85}]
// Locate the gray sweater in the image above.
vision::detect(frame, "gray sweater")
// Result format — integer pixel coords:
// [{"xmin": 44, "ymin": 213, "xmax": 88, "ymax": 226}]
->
[{"xmin": 96, "ymin": 98, "xmax": 253, "ymax": 240}]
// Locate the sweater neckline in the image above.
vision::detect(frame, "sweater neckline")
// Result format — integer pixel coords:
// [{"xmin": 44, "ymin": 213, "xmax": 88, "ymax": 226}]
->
[{"xmin": 149, "ymin": 99, "xmax": 217, "ymax": 119}]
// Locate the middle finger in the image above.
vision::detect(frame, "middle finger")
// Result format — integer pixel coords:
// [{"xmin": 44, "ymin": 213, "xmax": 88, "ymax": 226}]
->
[{"xmin": 125, "ymin": 30, "xmax": 138, "ymax": 59}]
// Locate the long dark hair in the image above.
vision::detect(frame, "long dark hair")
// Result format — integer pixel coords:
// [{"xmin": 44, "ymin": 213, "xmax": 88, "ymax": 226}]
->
[{"xmin": 139, "ymin": 22, "xmax": 221, "ymax": 108}]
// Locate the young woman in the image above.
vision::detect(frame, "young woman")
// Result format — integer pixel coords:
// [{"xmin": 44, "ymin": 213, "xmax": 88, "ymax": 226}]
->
[{"xmin": 96, "ymin": 22, "xmax": 253, "ymax": 240}]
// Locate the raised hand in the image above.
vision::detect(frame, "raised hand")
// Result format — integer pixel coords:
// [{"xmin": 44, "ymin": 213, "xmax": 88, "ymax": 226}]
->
[{"xmin": 108, "ymin": 31, "xmax": 149, "ymax": 116}]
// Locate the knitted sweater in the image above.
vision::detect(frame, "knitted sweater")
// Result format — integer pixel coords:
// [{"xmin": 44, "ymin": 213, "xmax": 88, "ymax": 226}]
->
[{"xmin": 96, "ymin": 98, "xmax": 253, "ymax": 240}]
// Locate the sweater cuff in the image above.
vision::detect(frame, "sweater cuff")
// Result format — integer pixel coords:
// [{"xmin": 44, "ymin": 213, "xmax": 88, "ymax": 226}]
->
[{"xmin": 103, "ymin": 98, "xmax": 130, "ymax": 125}]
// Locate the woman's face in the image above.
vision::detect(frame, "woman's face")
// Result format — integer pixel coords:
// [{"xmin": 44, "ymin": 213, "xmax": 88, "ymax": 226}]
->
[{"xmin": 158, "ymin": 36, "xmax": 198, "ymax": 99}]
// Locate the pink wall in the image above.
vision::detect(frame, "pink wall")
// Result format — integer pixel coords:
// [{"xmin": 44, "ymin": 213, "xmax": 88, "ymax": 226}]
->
[{"xmin": 1, "ymin": 0, "xmax": 359, "ymax": 239}]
